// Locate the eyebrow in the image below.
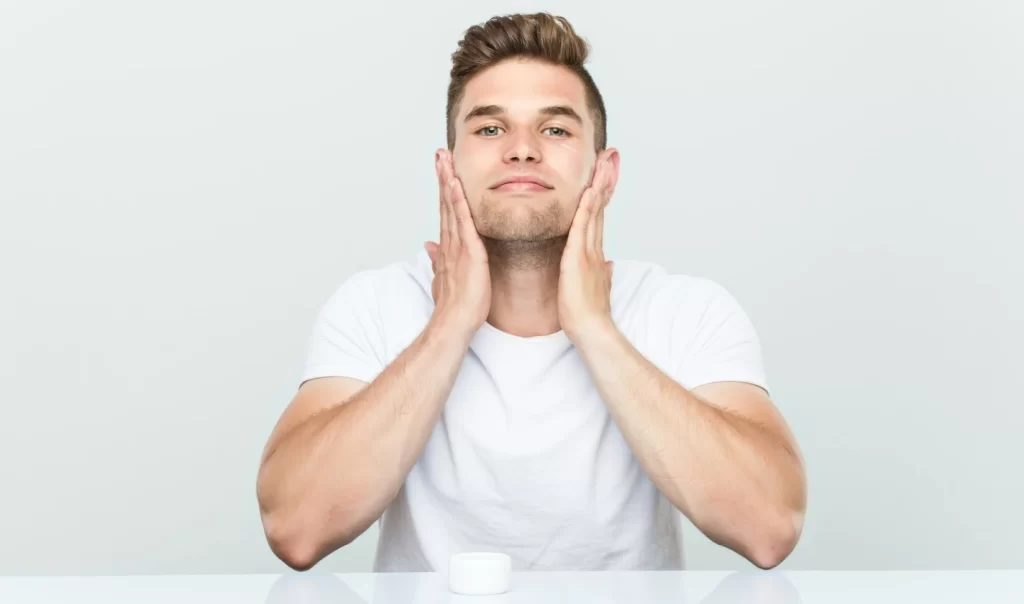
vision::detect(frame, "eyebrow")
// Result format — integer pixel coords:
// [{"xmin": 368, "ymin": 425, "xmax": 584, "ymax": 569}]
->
[{"xmin": 463, "ymin": 104, "xmax": 583, "ymax": 125}]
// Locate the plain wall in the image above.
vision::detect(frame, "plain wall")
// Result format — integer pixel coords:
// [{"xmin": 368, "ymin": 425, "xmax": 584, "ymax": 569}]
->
[{"xmin": 1, "ymin": 0, "xmax": 1021, "ymax": 575}]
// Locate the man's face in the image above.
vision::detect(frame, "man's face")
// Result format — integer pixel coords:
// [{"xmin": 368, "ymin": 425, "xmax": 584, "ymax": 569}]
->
[{"xmin": 451, "ymin": 59, "xmax": 605, "ymax": 242}]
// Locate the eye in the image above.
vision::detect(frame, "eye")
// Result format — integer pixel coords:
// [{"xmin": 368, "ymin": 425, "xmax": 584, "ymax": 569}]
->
[
  {"xmin": 477, "ymin": 125, "xmax": 504, "ymax": 137},
  {"xmin": 543, "ymin": 126, "xmax": 570, "ymax": 137}
]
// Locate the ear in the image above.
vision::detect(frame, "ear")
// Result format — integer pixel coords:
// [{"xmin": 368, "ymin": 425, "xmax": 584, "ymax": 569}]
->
[{"xmin": 601, "ymin": 148, "xmax": 620, "ymax": 194}]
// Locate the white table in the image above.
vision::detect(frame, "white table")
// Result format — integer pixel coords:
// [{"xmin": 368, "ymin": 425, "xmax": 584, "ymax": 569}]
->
[{"xmin": 1, "ymin": 570, "xmax": 1022, "ymax": 603}]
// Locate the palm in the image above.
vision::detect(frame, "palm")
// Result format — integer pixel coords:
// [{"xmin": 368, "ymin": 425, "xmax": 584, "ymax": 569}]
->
[
  {"xmin": 424, "ymin": 151, "xmax": 491, "ymax": 333},
  {"xmin": 558, "ymin": 154, "xmax": 616, "ymax": 342}
]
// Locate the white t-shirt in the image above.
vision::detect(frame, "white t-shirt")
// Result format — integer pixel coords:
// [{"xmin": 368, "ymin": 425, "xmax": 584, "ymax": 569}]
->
[{"xmin": 300, "ymin": 249, "xmax": 769, "ymax": 572}]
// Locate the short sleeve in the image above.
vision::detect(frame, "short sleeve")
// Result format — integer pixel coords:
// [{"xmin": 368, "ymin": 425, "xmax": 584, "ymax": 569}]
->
[
  {"xmin": 668, "ymin": 279, "xmax": 770, "ymax": 394},
  {"xmin": 300, "ymin": 271, "xmax": 387, "ymax": 386}
]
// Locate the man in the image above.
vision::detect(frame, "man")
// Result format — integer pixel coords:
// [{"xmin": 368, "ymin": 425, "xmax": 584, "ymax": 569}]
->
[{"xmin": 256, "ymin": 12, "xmax": 806, "ymax": 573}]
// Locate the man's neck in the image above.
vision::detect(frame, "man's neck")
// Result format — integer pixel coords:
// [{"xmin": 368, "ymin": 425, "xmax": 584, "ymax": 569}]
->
[{"xmin": 483, "ymin": 237, "xmax": 566, "ymax": 338}]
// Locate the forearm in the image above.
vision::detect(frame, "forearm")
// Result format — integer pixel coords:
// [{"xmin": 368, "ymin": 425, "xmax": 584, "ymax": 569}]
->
[
  {"xmin": 574, "ymin": 323, "xmax": 805, "ymax": 568},
  {"xmin": 257, "ymin": 314, "xmax": 473, "ymax": 563}
]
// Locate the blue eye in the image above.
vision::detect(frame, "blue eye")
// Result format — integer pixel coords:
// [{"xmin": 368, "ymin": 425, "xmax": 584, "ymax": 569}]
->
[
  {"xmin": 544, "ymin": 127, "xmax": 569, "ymax": 137},
  {"xmin": 478, "ymin": 126, "xmax": 503, "ymax": 136}
]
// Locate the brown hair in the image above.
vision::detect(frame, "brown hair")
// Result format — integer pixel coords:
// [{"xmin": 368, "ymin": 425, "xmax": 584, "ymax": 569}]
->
[{"xmin": 446, "ymin": 13, "xmax": 607, "ymax": 152}]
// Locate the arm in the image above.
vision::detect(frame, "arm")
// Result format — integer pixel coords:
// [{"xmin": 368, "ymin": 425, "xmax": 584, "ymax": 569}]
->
[
  {"xmin": 572, "ymin": 323, "xmax": 806, "ymax": 569},
  {"xmin": 557, "ymin": 151, "xmax": 805, "ymax": 569},
  {"xmin": 257, "ymin": 148, "xmax": 488, "ymax": 571},
  {"xmin": 256, "ymin": 314, "xmax": 474, "ymax": 571}
]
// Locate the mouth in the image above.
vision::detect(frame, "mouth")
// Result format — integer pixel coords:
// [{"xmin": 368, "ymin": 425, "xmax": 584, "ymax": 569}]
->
[{"xmin": 490, "ymin": 176, "xmax": 553, "ymax": 193}]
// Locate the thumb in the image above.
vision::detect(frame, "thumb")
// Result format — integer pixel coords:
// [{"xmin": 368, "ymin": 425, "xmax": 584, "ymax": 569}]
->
[
  {"xmin": 606, "ymin": 260, "xmax": 614, "ymax": 278},
  {"xmin": 424, "ymin": 241, "xmax": 439, "ymax": 273}
]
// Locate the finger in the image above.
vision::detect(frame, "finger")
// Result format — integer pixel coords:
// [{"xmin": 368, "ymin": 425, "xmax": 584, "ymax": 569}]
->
[
  {"xmin": 445, "ymin": 187, "xmax": 459, "ymax": 256},
  {"xmin": 566, "ymin": 188, "xmax": 593, "ymax": 253},
  {"xmin": 586, "ymin": 203, "xmax": 599, "ymax": 255},
  {"xmin": 424, "ymin": 241, "xmax": 439, "ymax": 273},
  {"xmin": 585, "ymin": 159, "xmax": 605, "ymax": 251},
  {"xmin": 438, "ymin": 155, "xmax": 458, "ymax": 258},
  {"xmin": 437, "ymin": 166, "xmax": 451, "ymax": 260},
  {"xmin": 442, "ymin": 154, "xmax": 461, "ymax": 250},
  {"xmin": 450, "ymin": 176, "xmax": 480, "ymax": 248},
  {"xmin": 588, "ymin": 160, "xmax": 610, "ymax": 254}
]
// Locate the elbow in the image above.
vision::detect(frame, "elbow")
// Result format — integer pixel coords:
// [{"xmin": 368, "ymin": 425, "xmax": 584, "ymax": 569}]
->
[
  {"xmin": 750, "ymin": 536, "xmax": 794, "ymax": 570},
  {"xmin": 259, "ymin": 505, "xmax": 364, "ymax": 572},
  {"xmin": 255, "ymin": 465, "xmax": 381, "ymax": 571},
  {"xmin": 262, "ymin": 510, "xmax": 326, "ymax": 572},
  {"xmin": 256, "ymin": 468, "xmax": 329, "ymax": 571},
  {"xmin": 274, "ymin": 542, "xmax": 320, "ymax": 573},
  {"xmin": 751, "ymin": 464, "xmax": 808, "ymax": 570},
  {"xmin": 749, "ymin": 509, "xmax": 804, "ymax": 570}
]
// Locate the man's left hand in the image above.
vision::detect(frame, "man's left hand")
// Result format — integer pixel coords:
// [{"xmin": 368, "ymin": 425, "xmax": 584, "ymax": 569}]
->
[{"xmin": 558, "ymin": 151, "xmax": 619, "ymax": 344}]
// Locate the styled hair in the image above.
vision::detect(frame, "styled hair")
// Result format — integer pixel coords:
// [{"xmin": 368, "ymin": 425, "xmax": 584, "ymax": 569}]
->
[{"xmin": 446, "ymin": 13, "xmax": 607, "ymax": 152}]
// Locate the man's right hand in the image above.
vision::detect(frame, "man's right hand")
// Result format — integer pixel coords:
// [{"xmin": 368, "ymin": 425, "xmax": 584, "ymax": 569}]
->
[
  {"xmin": 424, "ymin": 149, "xmax": 491, "ymax": 338},
  {"xmin": 258, "ymin": 149, "xmax": 491, "ymax": 571}
]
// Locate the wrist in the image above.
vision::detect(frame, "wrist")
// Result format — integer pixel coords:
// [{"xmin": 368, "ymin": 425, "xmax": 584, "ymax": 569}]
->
[
  {"xmin": 426, "ymin": 309, "xmax": 481, "ymax": 348},
  {"xmin": 566, "ymin": 315, "xmax": 619, "ymax": 351}
]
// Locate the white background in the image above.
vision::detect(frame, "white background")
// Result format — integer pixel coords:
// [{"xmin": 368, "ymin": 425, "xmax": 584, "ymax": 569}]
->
[{"xmin": 1, "ymin": 0, "xmax": 1021, "ymax": 575}]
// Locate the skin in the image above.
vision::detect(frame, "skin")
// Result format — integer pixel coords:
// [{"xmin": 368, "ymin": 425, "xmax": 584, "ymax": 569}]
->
[
  {"xmin": 427, "ymin": 57, "xmax": 620, "ymax": 338},
  {"xmin": 428, "ymin": 57, "xmax": 807, "ymax": 568},
  {"xmin": 256, "ymin": 57, "xmax": 806, "ymax": 572}
]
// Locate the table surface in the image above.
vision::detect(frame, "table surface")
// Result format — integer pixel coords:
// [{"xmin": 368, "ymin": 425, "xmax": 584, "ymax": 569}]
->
[{"xmin": 1, "ymin": 570, "xmax": 1022, "ymax": 603}]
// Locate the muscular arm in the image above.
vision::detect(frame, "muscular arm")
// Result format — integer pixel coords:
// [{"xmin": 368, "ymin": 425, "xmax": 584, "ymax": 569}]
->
[
  {"xmin": 554, "ymin": 151, "xmax": 806, "ymax": 568},
  {"xmin": 256, "ymin": 315, "xmax": 472, "ymax": 571},
  {"xmin": 258, "ymin": 149, "xmax": 490, "ymax": 571},
  {"xmin": 574, "ymin": 323, "xmax": 807, "ymax": 569}
]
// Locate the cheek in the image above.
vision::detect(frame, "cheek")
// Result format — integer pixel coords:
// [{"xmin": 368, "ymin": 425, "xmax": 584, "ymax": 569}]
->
[
  {"xmin": 453, "ymin": 152, "xmax": 480, "ymax": 189},
  {"xmin": 453, "ymin": 163, "xmax": 488, "ymax": 210},
  {"xmin": 456, "ymin": 144, "xmax": 503, "ymax": 199},
  {"xmin": 567, "ymin": 153, "xmax": 594, "ymax": 190},
  {"xmin": 554, "ymin": 143, "xmax": 592, "ymax": 187}
]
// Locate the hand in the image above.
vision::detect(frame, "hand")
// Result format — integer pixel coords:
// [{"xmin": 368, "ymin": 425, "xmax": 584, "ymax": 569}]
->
[
  {"xmin": 558, "ymin": 152, "xmax": 618, "ymax": 344},
  {"xmin": 424, "ymin": 149, "xmax": 491, "ymax": 337}
]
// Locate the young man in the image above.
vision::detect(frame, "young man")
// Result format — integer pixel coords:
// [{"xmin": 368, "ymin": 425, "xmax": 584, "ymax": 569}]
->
[{"xmin": 256, "ymin": 13, "xmax": 807, "ymax": 573}]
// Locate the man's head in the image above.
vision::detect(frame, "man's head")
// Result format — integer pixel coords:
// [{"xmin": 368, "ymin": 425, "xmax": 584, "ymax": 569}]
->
[{"xmin": 444, "ymin": 13, "xmax": 618, "ymax": 246}]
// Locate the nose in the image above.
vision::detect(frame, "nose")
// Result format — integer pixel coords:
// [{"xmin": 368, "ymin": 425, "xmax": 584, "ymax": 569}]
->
[{"xmin": 502, "ymin": 130, "xmax": 542, "ymax": 164}]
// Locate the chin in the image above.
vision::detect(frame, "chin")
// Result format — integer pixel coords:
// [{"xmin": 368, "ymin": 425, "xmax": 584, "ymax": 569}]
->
[
  {"xmin": 478, "ymin": 219, "xmax": 569, "ymax": 242},
  {"xmin": 486, "ymin": 192, "xmax": 558, "ymax": 206},
  {"xmin": 474, "ymin": 192, "xmax": 569, "ymax": 235}
]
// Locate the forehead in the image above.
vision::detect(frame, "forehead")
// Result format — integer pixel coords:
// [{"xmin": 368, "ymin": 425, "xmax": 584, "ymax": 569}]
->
[{"xmin": 459, "ymin": 59, "xmax": 590, "ymax": 121}]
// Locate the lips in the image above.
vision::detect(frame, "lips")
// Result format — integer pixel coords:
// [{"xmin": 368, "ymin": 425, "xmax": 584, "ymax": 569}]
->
[{"xmin": 490, "ymin": 175, "xmax": 553, "ymax": 190}]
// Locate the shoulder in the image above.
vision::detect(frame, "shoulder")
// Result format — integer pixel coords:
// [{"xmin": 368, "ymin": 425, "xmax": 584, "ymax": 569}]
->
[
  {"xmin": 319, "ymin": 248, "xmax": 434, "ymax": 319},
  {"xmin": 611, "ymin": 258, "xmax": 768, "ymax": 391},
  {"xmin": 610, "ymin": 257, "xmax": 741, "ymax": 324}
]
